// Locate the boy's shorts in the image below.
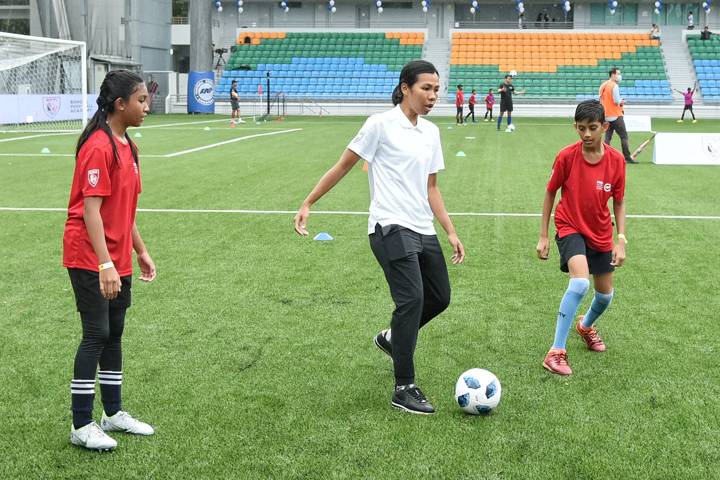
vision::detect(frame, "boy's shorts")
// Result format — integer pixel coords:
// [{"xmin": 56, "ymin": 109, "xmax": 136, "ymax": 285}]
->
[{"xmin": 555, "ymin": 233, "xmax": 614, "ymax": 275}]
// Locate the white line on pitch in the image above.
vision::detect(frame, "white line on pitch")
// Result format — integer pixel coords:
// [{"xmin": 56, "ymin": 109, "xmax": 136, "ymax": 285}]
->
[
  {"xmin": 0, "ymin": 132, "xmax": 75, "ymax": 143},
  {"xmin": 164, "ymin": 128, "xmax": 303, "ymax": 157},
  {"xmin": 135, "ymin": 119, "xmax": 231, "ymax": 129},
  {"xmin": 1, "ymin": 207, "xmax": 719, "ymax": 221}
]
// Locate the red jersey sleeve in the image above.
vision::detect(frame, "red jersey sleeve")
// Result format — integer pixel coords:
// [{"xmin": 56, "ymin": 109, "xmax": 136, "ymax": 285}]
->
[
  {"xmin": 79, "ymin": 146, "xmax": 113, "ymax": 197},
  {"xmin": 546, "ymin": 151, "xmax": 567, "ymax": 193},
  {"xmin": 613, "ymin": 158, "xmax": 626, "ymax": 202}
]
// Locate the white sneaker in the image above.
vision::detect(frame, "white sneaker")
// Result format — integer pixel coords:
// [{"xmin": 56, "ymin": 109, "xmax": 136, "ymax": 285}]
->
[
  {"xmin": 70, "ymin": 421, "xmax": 117, "ymax": 451},
  {"xmin": 505, "ymin": 128, "xmax": 513, "ymax": 133},
  {"xmin": 101, "ymin": 411, "xmax": 154, "ymax": 436},
  {"xmin": 237, "ymin": 118, "xmax": 246, "ymax": 123}
]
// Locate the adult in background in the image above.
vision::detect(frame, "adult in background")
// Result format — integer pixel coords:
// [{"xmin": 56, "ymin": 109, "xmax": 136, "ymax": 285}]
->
[
  {"xmin": 701, "ymin": 26, "xmax": 713, "ymax": 40},
  {"xmin": 599, "ymin": 68, "xmax": 636, "ymax": 164},
  {"xmin": 687, "ymin": 11, "xmax": 695, "ymax": 30},
  {"xmin": 650, "ymin": 24, "xmax": 661, "ymax": 40},
  {"xmin": 497, "ymin": 74, "xmax": 525, "ymax": 132},
  {"xmin": 674, "ymin": 84, "xmax": 698, "ymax": 123}
]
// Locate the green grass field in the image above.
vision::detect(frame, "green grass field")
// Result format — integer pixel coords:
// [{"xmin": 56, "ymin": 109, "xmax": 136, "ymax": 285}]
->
[{"xmin": 1, "ymin": 114, "xmax": 719, "ymax": 479}]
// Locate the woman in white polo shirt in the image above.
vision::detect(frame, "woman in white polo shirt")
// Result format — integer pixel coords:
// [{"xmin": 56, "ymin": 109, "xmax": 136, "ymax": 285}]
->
[{"xmin": 294, "ymin": 60, "xmax": 465, "ymax": 415}]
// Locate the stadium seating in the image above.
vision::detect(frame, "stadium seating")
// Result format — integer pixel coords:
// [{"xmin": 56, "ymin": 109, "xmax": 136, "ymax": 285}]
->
[
  {"xmin": 448, "ymin": 32, "xmax": 672, "ymax": 103},
  {"xmin": 688, "ymin": 36, "xmax": 720, "ymax": 103},
  {"xmin": 217, "ymin": 32, "xmax": 424, "ymax": 99}
]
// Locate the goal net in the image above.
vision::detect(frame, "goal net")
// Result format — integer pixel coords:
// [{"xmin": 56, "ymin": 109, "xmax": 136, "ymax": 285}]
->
[{"xmin": 0, "ymin": 32, "xmax": 88, "ymax": 133}]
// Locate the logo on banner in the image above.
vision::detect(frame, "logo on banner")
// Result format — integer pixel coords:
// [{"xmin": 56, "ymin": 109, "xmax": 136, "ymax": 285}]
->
[
  {"xmin": 193, "ymin": 79, "xmax": 214, "ymax": 106},
  {"xmin": 43, "ymin": 96, "xmax": 61, "ymax": 119},
  {"xmin": 88, "ymin": 169, "xmax": 100, "ymax": 187}
]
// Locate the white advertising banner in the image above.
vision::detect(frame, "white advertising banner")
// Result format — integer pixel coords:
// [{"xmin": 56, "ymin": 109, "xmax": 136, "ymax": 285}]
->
[
  {"xmin": 623, "ymin": 115, "xmax": 652, "ymax": 132},
  {"xmin": 653, "ymin": 133, "xmax": 720, "ymax": 166},
  {"xmin": 0, "ymin": 94, "xmax": 97, "ymax": 124}
]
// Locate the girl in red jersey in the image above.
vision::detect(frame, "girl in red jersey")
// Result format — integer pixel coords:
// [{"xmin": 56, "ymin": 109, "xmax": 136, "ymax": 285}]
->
[
  {"xmin": 63, "ymin": 70, "xmax": 156, "ymax": 450},
  {"xmin": 536, "ymin": 100, "xmax": 627, "ymax": 376}
]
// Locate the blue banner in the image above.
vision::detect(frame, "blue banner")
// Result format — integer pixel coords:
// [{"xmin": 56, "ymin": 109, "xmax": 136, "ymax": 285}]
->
[{"xmin": 187, "ymin": 71, "xmax": 215, "ymax": 113}]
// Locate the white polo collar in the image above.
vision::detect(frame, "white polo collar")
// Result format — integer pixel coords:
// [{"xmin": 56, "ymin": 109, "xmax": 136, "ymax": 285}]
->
[{"xmin": 392, "ymin": 105, "xmax": 426, "ymax": 132}]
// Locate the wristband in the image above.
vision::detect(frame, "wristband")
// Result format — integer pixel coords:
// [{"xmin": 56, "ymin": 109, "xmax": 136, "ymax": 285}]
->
[
  {"xmin": 617, "ymin": 234, "xmax": 627, "ymax": 245},
  {"xmin": 98, "ymin": 261, "xmax": 115, "ymax": 271}
]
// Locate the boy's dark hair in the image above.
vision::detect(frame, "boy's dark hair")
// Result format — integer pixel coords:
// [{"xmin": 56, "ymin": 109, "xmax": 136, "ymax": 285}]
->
[
  {"xmin": 231, "ymin": 79, "xmax": 237, "ymax": 84},
  {"xmin": 574, "ymin": 99, "xmax": 605, "ymax": 124},
  {"xmin": 76, "ymin": 69, "xmax": 143, "ymax": 167},
  {"xmin": 687, "ymin": 87, "xmax": 692, "ymax": 92},
  {"xmin": 471, "ymin": 89, "xmax": 476, "ymax": 93},
  {"xmin": 504, "ymin": 74, "xmax": 512, "ymax": 79},
  {"xmin": 608, "ymin": 67, "xmax": 620, "ymax": 77},
  {"xmin": 457, "ymin": 84, "xmax": 463, "ymax": 89},
  {"xmin": 488, "ymin": 88, "xmax": 493, "ymax": 92},
  {"xmin": 392, "ymin": 60, "xmax": 438, "ymax": 105}
]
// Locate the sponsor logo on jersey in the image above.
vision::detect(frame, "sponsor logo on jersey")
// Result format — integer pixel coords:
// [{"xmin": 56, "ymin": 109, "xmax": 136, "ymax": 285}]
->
[{"xmin": 88, "ymin": 169, "xmax": 100, "ymax": 187}]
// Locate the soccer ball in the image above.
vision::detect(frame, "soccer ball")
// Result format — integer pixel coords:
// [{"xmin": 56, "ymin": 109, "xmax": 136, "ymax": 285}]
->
[
  {"xmin": 508, "ymin": 124, "xmax": 516, "ymax": 131},
  {"xmin": 509, "ymin": 70, "xmax": 518, "ymax": 77},
  {"xmin": 455, "ymin": 368, "xmax": 502, "ymax": 415}
]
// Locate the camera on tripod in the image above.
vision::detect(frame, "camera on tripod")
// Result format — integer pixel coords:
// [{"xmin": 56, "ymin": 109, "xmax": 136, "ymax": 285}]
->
[{"xmin": 214, "ymin": 48, "xmax": 228, "ymax": 55}]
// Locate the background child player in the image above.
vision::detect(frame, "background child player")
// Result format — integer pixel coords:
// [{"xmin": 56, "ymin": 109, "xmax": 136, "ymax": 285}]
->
[
  {"xmin": 497, "ymin": 74, "xmax": 525, "ymax": 132},
  {"xmin": 536, "ymin": 99, "xmax": 627, "ymax": 376},
  {"xmin": 230, "ymin": 79, "xmax": 244, "ymax": 125},
  {"xmin": 455, "ymin": 84, "xmax": 464, "ymax": 125},
  {"xmin": 294, "ymin": 60, "xmax": 465, "ymax": 415},
  {"xmin": 674, "ymin": 84, "xmax": 698, "ymax": 123},
  {"xmin": 63, "ymin": 70, "xmax": 157, "ymax": 450},
  {"xmin": 484, "ymin": 88, "xmax": 495, "ymax": 122},
  {"xmin": 464, "ymin": 89, "xmax": 476, "ymax": 123}
]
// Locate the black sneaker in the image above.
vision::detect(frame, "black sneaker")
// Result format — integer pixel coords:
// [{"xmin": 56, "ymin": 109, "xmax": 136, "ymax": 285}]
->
[
  {"xmin": 626, "ymin": 158, "xmax": 639, "ymax": 164},
  {"xmin": 373, "ymin": 330, "xmax": 392, "ymax": 357},
  {"xmin": 391, "ymin": 384, "xmax": 435, "ymax": 415}
]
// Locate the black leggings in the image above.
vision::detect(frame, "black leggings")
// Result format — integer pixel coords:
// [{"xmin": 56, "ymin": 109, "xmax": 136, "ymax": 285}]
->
[
  {"xmin": 68, "ymin": 269, "xmax": 130, "ymax": 428},
  {"xmin": 464, "ymin": 105, "xmax": 475, "ymax": 122},
  {"xmin": 681, "ymin": 105, "xmax": 695, "ymax": 120},
  {"xmin": 74, "ymin": 307, "xmax": 125, "ymax": 379}
]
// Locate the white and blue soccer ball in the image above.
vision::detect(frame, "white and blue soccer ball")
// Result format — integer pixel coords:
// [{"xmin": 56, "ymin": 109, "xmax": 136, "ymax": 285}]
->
[
  {"xmin": 455, "ymin": 368, "xmax": 502, "ymax": 415},
  {"xmin": 509, "ymin": 69, "xmax": 518, "ymax": 77},
  {"xmin": 508, "ymin": 123, "xmax": 516, "ymax": 131}
]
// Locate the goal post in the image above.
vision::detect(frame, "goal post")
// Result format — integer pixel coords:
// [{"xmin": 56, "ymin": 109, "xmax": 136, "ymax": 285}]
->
[{"xmin": 0, "ymin": 32, "xmax": 89, "ymax": 133}]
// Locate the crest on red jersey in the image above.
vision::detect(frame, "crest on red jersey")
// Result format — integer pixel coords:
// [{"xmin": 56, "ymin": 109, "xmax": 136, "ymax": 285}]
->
[{"xmin": 88, "ymin": 169, "xmax": 100, "ymax": 187}]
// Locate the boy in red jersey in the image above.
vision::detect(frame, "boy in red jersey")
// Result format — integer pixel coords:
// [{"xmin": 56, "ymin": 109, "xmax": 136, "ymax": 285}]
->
[
  {"xmin": 464, "ymin": 89, "xmax": 476, "ymax": 123},
  {"xmin": 483, "ymin": 88, "xmax": 495, "ymax": 122},
  {"xmin": 455, "ymin": 84, "xmax": 464, "ymax": 125},
  {"xmin": 63, "ymin": 70, "xmax": 156, "ymax": 450},
  {"xmin": 536, "ymin": 100, "xmax": 627, "ymax": 376}
]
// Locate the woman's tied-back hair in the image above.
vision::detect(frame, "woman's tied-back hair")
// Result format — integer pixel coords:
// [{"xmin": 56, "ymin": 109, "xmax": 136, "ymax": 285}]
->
[
  {"xmin": 574, "ymin": 99, "xmax": 605, "ymax": 124},
  {"xmin": 76, "ymin": 69, "xmax": 144, "ymax": 167},
  {"xmin": 392, "ymin": 60, "xmax": 439, "ymax": 106}
]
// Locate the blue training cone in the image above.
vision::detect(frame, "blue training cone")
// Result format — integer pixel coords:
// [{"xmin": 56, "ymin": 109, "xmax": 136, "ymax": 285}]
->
[{"xmin": 313, "ymin": 232, "xmax": 334, "ymax": 241}]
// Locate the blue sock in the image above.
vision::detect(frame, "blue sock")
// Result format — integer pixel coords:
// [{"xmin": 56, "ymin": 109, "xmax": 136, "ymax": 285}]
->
[
  {"xmin": 507, "ymin": 114, "xmax": 512, "ymax": 126},
  {"xmin": 497, "ymin": 115, "xmax": 503, "ymax": 129},
  {"xmin": 552, "ymin": 278, "xmax": 590, "ymax": 350},
  {"xmin": 582, "ymin": 290, "xmax": 614, "ymax": 328}
]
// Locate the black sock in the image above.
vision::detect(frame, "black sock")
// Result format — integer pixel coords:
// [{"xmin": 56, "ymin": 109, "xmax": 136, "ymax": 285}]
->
[
  {"xmin": 71, "ymin": 379, "xmax": 95, "ymax": 429},
  {"xmin": 99, "ymin": 370, "xmax": 122, "ymax": 416}
]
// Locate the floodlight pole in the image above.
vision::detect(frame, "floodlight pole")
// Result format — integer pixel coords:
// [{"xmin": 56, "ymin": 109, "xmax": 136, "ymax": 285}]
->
[{"xmin": 266, "ymin": 71, "xmax": 271, "ymax": 116}]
